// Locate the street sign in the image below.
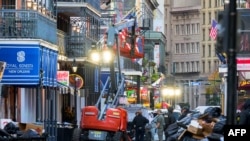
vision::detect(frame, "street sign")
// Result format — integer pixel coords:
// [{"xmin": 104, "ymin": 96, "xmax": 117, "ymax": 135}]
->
[{"xmin": 189, "ymin": 82, "xmax": 201, "ymax": 86}]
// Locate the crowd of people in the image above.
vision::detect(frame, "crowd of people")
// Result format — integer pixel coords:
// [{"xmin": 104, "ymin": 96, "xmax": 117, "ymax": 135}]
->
[
  {"xmin": 131, "ymin": 98, "xmax": 250, "ymax": 141},
  {"xmin": 131, "ymin": 106, "xmax": 181, "ymax": 141}
]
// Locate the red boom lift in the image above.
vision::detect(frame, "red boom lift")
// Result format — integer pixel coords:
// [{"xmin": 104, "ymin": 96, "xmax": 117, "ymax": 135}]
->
[{"xmin": 71, "ymin": 9, "xmax": 143, "ymax": 141}]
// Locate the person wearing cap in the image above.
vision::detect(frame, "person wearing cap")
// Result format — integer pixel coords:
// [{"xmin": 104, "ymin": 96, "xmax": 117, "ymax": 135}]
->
[
  {"xmin": 156, "ymin": 109, "xmax": 165, "ymax": 141},
  {"xmin": 132, "ymin": 109, "xmax": 149, "ymax": 141}
]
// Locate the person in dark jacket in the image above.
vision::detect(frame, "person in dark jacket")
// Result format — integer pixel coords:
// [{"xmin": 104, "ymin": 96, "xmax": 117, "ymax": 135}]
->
[
  {"xmin": 178, "ymin": 106, "xmax": 189, "ymax": 121},
  {"xmin": 239, "ymin": 99, "xmax": 250, "ymax": 125},
  {"xmin": 164, "ymin": 106, "xmax": 177, "ymax": 141},
  {"xmin": 132, "ymin": 109, "xmax": 149, "ymax": 141},
  {"xmin": 164, "ymin": 106, "xmax": 176, "ymax": 130}
]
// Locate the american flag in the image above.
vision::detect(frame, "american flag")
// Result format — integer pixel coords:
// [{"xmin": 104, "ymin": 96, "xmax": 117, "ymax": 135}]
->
[{"xmin": 209, "ymin": 19, "xmax": 218, "ymax": 40}]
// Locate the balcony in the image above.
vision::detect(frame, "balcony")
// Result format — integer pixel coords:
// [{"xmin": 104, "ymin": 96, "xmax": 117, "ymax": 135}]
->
[
  {"xmin": 57, "ymin": 0, "xmax": 101, "ymax": 17},
  {"xmin": 56, "ymin": 0, "xmax": 101, "ymax": 58},
  {"xmin": 57, "ymin": 0, "xmax": 100, "ymax": 10},
  {"xmin": 0, "ymin": 10, "xmax": 57, "ymax": 44},
  {"xmin": 66, "ymin": 35, "xmax": 86, "ymax": 58}
]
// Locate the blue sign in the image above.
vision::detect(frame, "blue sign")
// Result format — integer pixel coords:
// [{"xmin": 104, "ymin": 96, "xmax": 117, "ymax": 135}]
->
[
  {"xmin": 41, "ymin": 48, "xmax": 58, "ymax": 87},
  {"xmin": 0, "ymin": 46, "xmax": 40, "ymax": 85},
  {"xmin": 190, "ymin": 82, "xmax": 201, "ymax": 86}
]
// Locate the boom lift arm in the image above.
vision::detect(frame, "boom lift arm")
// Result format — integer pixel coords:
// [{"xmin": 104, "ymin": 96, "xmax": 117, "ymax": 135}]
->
[
  {"xmin": 96, "ymin": 15, "xmax": 137, "ymax": 119},
  {"xmin": 78, "ymin": 9, "xmax": 139, "ymax": 141}
]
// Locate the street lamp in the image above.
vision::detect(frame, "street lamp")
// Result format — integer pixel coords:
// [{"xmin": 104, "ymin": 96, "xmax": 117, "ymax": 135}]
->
[
  {"xmin": 72, "ymin": 58, "xmax": 78, "ymax": 125},
  {"xmin": 161, "ymin": 86, "xmax": 181, "ymax": 108},
  {"xmin": 26, "ymin": 0, "xmax": 33, "ymax": 9},
  {"xmin": 89, "ymin": 43, "xmax": 114, "ymax": 64}
]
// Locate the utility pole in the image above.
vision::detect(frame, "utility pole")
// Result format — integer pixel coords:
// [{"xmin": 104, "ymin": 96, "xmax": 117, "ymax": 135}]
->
[{"xmin": 226, "ymin": 0, "xmax": 237, "ymax": 125}]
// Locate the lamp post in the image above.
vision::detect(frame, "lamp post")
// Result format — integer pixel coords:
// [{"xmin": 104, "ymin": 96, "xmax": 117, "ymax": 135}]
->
[
  {"xmin": 88, "ymin": 43, "xmax": 114, "ymax": 107},
  {"xmin": 72, "ymin": 58, "xmax": 78, "ymax": 125},
  {"xmin": 225, "ymin": 0, "xmax": 237, "ymax": 125}
]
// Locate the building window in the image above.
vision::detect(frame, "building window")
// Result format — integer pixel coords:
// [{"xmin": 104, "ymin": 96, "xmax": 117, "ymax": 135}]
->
[
  {"xmin": 2, "ymin": 0, "xmax": 15, "ymax": 9},
  {"xmin": 197, "ymin": 23, "xmax": 200, "ymax": 34},
  {"xmin": 191, "ymin": 61, "xmax": 195, "ymax": 72},
  {"xmin": 214, "ymin": 60, "xmax": 218, "ymax": 70},
  {"xmin": 196, "ymin": 42, "xmax": 200, "ymax": 53},
  {"xmin": 203, "ymin": 29, "xmax": 205, "ymax": 41},
  {"xmin": 209, "ymin": 12, "xmax": 211, "ymax": 24},
  {"xmin": 208, "ymin": 45, "xmax": 211, "ymax": 57},
  {"xmin": 192, "ymin": 24, "xmax": 195, "ymax": 34},
  {"xmin": 181, "ymin": 62, "xmax": 185, "ymax": 72},
  {"xmin": 165, "ymin": 25, "xmax": 167, "ymax": 36},
  {"xmin": 208, "ymin": 61, "xmax": 211, "ymax": 72},
  {"xmin": 186, "ymin": 62, "xmax": 190, "ymax": 72},
  {"xmin": 186, "ymin": 43, "xmax": 190, "ymax": 54},
  {"xmin": 181, "ymin": 43, "xmax": 185, "ymax": 53},
  {"xmin": 181, "ymin": 24, "xmax": 185, "ymax": 35},
  {"xmin": 184, "ymin": 24, "xmax": 187, "ymax": 35},
  {"xmin": 209, "ymin": 0, "xmax": 211, "ymax": 8},
  {"xmin": 175, "ymin": 44, "xmax": 180, "ymax": 54},
  {"xmin": 191, "ymin": 43, "xmax": 195, "ymax": 53},
  {"xmin": 175, "ymin": 62, "xmax": 179, "ymax": 73},
  {"xmin": 202, "ymin": 45, "xmax": 205, "ymax": 57},
  {"xmin": 176, "ymin": 25, "xmax": 179, "ymax": 35},
  {"xmin": 203, "ymin": 13, "xmax": 205, "ymax": 25},
  {"xmin": 197, "ymin": 61, "xmax": 200, "ymax": 72},
  {"xmin": 203, "ymin": 0, "xmax": 206, "ymax": 8},
  {"xmin": 202, "ymin": 61, "xmax": 205, "ymax": 73},
  {"xmin": 187, "ymin": 24, "xmax": 190, "ymax": 35}
]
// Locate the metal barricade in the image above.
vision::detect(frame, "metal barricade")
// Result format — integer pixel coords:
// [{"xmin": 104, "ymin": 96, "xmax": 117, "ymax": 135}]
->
[
  {"xmin": 44, "ymin": 120, "xmax": 57, "ymax": 141},
  {"xmin": 0, "ymin": 137, "xmax": 46, "ymax": 141},
  {"xmin": 11, "ymin": 137, "xmax": 46, "ymax": 141}
]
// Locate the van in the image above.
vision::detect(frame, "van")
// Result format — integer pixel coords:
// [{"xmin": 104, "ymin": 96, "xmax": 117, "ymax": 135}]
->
[{"xmin": 194, "ymin": 106, "xmax": 220, "ymax": 114}]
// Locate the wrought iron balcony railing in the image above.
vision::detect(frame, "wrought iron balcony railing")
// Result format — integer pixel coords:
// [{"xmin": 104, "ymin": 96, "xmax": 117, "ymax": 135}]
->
[
  {"xmin": 57, "ymin": 0, "xmax": 100, "ymax": 11},
  {"xmin": 66, "ymin": 35, "xmax": 86, "ymax": 57},
  {"xmin": 0, "ymin": 10, "xmax": 57, "ymax": 44}
]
